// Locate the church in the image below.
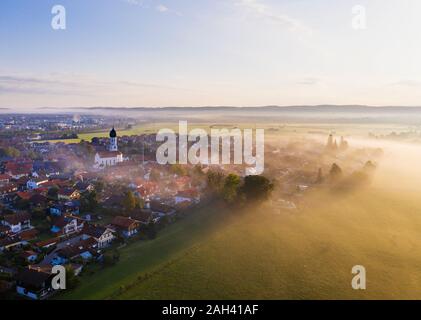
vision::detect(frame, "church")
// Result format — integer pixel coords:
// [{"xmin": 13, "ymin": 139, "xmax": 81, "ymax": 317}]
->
[{"xmin": 94, "ymin": 127, "xmax": 124, "ymax": 169}]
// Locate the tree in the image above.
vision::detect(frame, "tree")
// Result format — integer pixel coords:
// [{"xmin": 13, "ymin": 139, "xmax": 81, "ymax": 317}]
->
[
  {"xmin": 206, "ymin": 170, "xmax": 224, "ymax": 194},
  {"xmin": 363, "ymin": 160, "xmax": 376, "ymax": 173},
  {"xmin": 103, "ymin": 250, "xmax": 120, "ymax": 267},
  {"xmin": 122, "ymin": 190, "xmax": 136, "ymax": 212},
  {"xmin": 80, "ymin": 191, "xmax": 98, "ymax": 212},
  {"xmin": 222, "ymin": 174, "xmax": 241, "ymax": 203},
  {"xmin": 170, "ymin": 164, "xmax": 187, "ymax": 176},
  {"xmin": 135, "ymin": 197, "xmax": 145, "ymax": 210},
  {"xmin": 48, "ymin": 186, "xmax": 59, "ymax": 199},
  {"xmin": 149, "ymin": 169, "xmax": 161, "ymax": 181},
  {"xmin": 0, "ymin": 147, "xmax": 20, "ymax": 158},
  {"xmin": 315, "ymin": 168, "xmax": 324, "ymax": 184},
  {"xmin": 32, "ymin": 208, "xmax": 46, "ymax": 220},
  {"xmin": 144, "ymin": 222, "xmax": 157, "ymax": 239},
  {"xmin": 94, "ymin": 180, "xmax": 105, "ymax": 193},
  {"xmin": 329, "ymin": 163, "xmax": 343, "ymax": 181},
  {"xmin": 26, "ymin": 150, "xmax": 38, "ymax": 160},
  {"xmin": 339, "ymin": 136, "xmax": 349, "ymax": 151},
  {"xmin": 242, "ymin": 175, "xmax": 274, "ymax": 202},
  {"xmin": 65, "ymin": 266, "xmax": 80, "ymax": 290},
  {"xmin": 326, "ymin": 134, "xmax": 333, "ymax": 150}
]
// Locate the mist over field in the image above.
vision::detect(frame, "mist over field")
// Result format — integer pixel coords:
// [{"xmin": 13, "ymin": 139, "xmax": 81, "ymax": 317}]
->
[{"xmin": 58, "ymin": 116, "xmax": 421, "ymax": 300}]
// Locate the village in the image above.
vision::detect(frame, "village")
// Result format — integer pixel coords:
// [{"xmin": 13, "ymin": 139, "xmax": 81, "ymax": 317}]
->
[
  {"xmin": 0, "ymin": 114, "xmax": 382, "ymax": 300},
  {"xmin": 0, "ymin": 122, "xmax": 212, "ymax": 299}
]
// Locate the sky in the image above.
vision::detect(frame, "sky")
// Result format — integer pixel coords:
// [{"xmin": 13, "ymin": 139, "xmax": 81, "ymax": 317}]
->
[{"xmin": 1, "ymin": 0, "xmax": 421, "ymax": 109}]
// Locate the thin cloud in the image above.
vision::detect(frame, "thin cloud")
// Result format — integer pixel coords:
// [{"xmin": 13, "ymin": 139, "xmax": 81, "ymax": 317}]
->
[
  {"xmin": 121, "ymin": 0, "xmax": 181, "ymax": 15},
  {"xmin": 389, "ymin": 80, "xmax": 421, "ymax": 87},
  {"xmin": 296, "ymin": 77, "xmax": 321, "ymax": 86},
  {"xmin": 156, "ymin": 3, "xmax": 182, "ymax": 16},
  {"xmin": 122, "ymin": 0, "xmax": 144, "ymax": 6},
  {"xmin": 0, "ymin": 74, "xmax": 192, "ymax": 96},
  {"xmin": 156, "ymin": 4, "xmax": 168, "ymax": 12},
  {"xmin": 234, "ymin": 0, "xmax": 312, "ymax": 35}
]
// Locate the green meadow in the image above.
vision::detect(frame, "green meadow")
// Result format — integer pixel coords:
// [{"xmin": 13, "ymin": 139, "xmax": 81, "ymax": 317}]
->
[
  {"xmin": 42, "ymin": 121, "xmax": 410, "ymax": 145},
  {"xmin": 62, "ymin": 187, "xmax": 421, "ymax": 300}
]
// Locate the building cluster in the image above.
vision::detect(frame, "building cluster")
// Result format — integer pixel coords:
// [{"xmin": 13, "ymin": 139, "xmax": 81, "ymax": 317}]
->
[{"xmin": 0, "ymin": 127, "xmax": 205, "ymax": 299}]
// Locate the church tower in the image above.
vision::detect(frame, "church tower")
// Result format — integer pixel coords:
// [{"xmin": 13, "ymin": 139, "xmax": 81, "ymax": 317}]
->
[{"xmin": 109, "ymin": 127, "xmax": 118, "ymax": 151}]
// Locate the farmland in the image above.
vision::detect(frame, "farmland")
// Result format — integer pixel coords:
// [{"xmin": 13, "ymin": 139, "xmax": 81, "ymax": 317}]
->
[{"xmin": 61, "ymin": 186, "xmax": 421, "ymax": 300}]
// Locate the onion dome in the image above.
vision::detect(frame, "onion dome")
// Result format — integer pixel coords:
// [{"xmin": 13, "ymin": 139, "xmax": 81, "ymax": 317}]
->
[{"xmin": 109, "ymin": 127, "xmax": 117, "ymax": 138}]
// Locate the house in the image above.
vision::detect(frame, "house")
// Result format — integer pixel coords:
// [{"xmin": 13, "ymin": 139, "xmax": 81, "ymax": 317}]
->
[
  {"xmin": 57, "ymin": 188, "xmax": 80, "ymax": 201},
  {"xmin": 51, "ymin": 215, "xmax": 84, "ymax": 236},
  {"xmin": 81, "ymin": 224, "xmax": 115, "ymax": 248},
  {"xmin": 22, "ymin": 250, "xmax": 38, "ymax": 263},
  {"xmin": 64, "ymin": 200, "xmax": 80, "ymax": 215},
  {"xmin": 20, "ymin": 228, "xmax": 39, "ymax": 241},
  {"xmin": 174, "ymin": 176, "xmax": 192, "ymax": 190},
  {"xmin": 35, "ymin": 237, "xmax": 60, "ymax": 250},
  {"xmin": 74, "ymin": 181, "xmax": 94, "ymax": 193},
  {"xmin": 2, "ymin": 212, "xmax": 31, "ymax": 233},
  {"xmin": 0, "ymin": 174, "xmax": 11, "ymax": 185},
  {"xmin": 16, "ymin": 268, "xmax": 54, "ymax": 300},
  {"xmin": 174, "ymin": 189, "xmax": 200, "ymax": 204},
  {"xmin": 151, "ymin": 201, "xmax": 177, "ymax": 217},
  {"xmin": 26, "ymin": 177, "xmax": 49, "ymax": 190},
  {"xmin": 53, "ymin": 239, "xmax": 97, "ymax": 264},
  {"xmin": 6, "ymin": 165, "xmax": 32, "ymax": 179},
  {"xmin": 50, "ymin": 204, "xmax": 64, "ymax": 216},
  {"xmin": 0, "ymin": 225, "xmax": 11, "ymax": 237},
  {"xmin": 29, "ymin": 194, "xmax": 48, "ymax": 208},
  {"xmin": 14, "ymin": 191, "xmax": 33, "ymax": 202},
  {"xmin": 0, "ymin": 236, "xmax": 22, "ymax": 252},
  {"xmin": 0, "ymin": 183, "xmax": 17, "ymax": 196},
  {"xmin": 131, "ymin": 209, "xmax": 153, "ymax": 225},
  {"xmin": 110, "ymin": 216, "xmax": 140, "ymax": 237},
  {"xmin": 102, "ymin": 194, "xmax": 125, "ymax": 209},
  {"xmin": 0, "ymin": 266, "xmax": 17, "ymax": 277},
  {"xmin": 49, "ymin": 201, "xmax": 80, "ymax": 216}
]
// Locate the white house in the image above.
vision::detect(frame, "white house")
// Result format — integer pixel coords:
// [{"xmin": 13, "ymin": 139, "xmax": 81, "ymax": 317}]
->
[
  {"xmin": 82, "ymin": 225, "xmax": 115, "ymax": 248},
  {"xmin": 2, "ymin": 212, "xmax": 31, "ymax": 234}
]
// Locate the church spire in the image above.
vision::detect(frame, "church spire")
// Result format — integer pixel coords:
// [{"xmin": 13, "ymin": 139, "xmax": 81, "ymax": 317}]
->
[{"xmin": 108, "ymin": 126, "xmax": 118, "ymax": 151}]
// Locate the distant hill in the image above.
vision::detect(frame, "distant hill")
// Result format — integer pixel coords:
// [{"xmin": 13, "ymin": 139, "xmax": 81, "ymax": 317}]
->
[{"xmin": 65, "ymin": 105, "xmax": 421, "ymax": 114}]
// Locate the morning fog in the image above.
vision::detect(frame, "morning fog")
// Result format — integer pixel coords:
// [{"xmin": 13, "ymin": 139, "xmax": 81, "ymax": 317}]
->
[{"xmin": 156, "ymin": 121, "xmax": 264, "ymax": 175}]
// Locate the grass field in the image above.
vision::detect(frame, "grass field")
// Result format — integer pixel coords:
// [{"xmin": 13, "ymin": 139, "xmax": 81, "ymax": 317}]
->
[
  {"xmin": 59, "ymin": 202, "xmax": 231, "ymax": 300},
  {"xmin": 41, "ymin": 122, "xmax": 409, "ymax": 144},
  {"xmin": 61, "ymin": 186, "xmax": 421, "ymax": 300},
  {"xmin": 112, "ymin": 188, "xmax": 421, "ymax": 300}
]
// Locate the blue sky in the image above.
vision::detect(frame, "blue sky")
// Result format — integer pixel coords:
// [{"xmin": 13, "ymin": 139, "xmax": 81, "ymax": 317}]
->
[{"xmin": 1, "ymin": 0, "xmax": 421, "ymax": 108}]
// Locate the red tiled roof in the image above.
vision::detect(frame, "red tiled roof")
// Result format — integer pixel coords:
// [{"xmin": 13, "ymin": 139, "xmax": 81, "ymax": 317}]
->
[
  {"xmin": 0, "ymin": 174, "xmax": 11, "ymax": 181},
  {"xmin": 4, "ymin": 212, "xmax": 31, "ymax": 225},
  {"xmin": 111, "ymin": 216, "xmax": 139, "ymax": 229},
  {"xmin": 97, "ymin": 151, "xmax": 122, "ymax": 158},
  {"xmin": 176, "ymin": 189, "xmax": 199, "ymax": 198},
  {"xmin": 20, "ymin": 229, "xmax": 39, "ymax": 241},
  {"xmin": 35, "ymin": 237, "xmax": 60, "ymax": 248},
  {"xmin": 16, "ymin": 191, "xmax": 33, "ymax": 200}
]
